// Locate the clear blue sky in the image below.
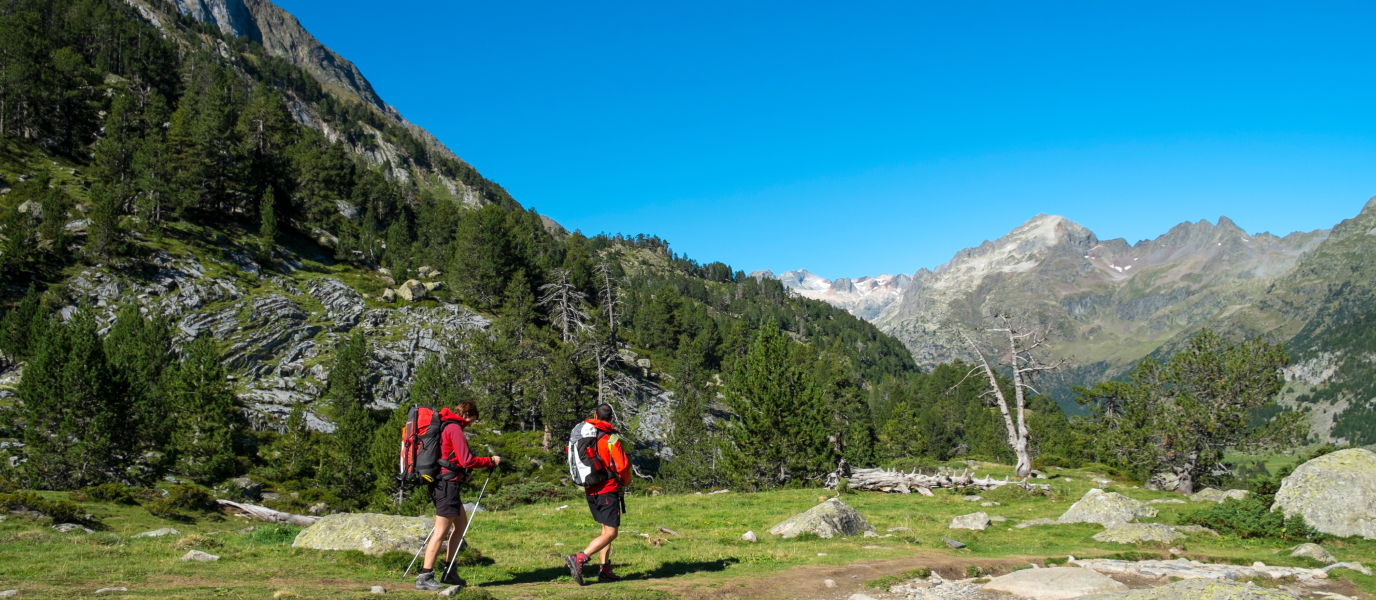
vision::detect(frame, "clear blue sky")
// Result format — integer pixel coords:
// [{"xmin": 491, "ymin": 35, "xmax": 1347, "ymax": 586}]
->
[{"xmin": 275, "ymin": 0, "xmax": 1376, "ymax": 280}]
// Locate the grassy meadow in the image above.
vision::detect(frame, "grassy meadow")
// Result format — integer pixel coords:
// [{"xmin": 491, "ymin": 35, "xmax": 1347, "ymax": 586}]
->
[{"xmin": 2, "ymin": 463, "xmax": 1375, "ymax": 599}]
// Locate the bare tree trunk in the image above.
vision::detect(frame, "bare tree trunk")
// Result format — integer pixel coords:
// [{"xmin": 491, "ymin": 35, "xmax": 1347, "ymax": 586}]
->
[
  {"xmin": 962, "ymin": 331, "xmax": 1032, "ymax": 478},
  {"xmin": 1175, "ymin": 449, "xmax": 1199, "ymax": 495}
]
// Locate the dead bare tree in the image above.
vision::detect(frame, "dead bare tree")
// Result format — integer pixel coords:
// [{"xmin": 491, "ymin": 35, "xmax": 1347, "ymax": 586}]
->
[
  {"xmin": 594, "ymin": 260, "xmax": 625, "ymax": 335},
  {"xmin": 537, "ymin": 268, "xmax": 590, "ymax": 344},
  {"xmin": 955, "ymin": 313, "xmax": 1068, "ymax": 478}
]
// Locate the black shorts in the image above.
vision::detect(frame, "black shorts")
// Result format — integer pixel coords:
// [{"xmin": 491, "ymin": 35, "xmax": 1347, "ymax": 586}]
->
[
  {"xmin": 431, "ymin": 480, "xmax": 465, "ymax": 518},
  {"xmin": 586, "ymin": 492, "xmax": 621, "ymax": 528}
]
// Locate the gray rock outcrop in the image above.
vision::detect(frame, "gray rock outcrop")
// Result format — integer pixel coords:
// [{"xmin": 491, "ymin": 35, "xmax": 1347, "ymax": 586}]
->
[
  {"xmin": 1057, "ymin": 488, "xmax": 1157, "ymax": 528},
  {"xmin": 949, "ymin": 512, "xmax": 991, "ymax": 531},
  {"xmin": 1290, "ymin": 543, "xmax": 1337, "ymax": 563},
  {"xmin": 1273, "ymin": 449, "xmax": 1376, "ymax": 539},
  {"xmin": 1190, "ymin": 488, "xmax": 1248, "ymax": 503},
  {"xmin": 768, "ymin": 498, "xmax": 876, "ymax": 539},
  {"xmin": 1075, "ymin": 579, "xmax": 1297, "ymax": 600},
  {"xmin": 292, "ymin": 513, "xmax": 434, "ymax": 556},
  {"xmin": 1092, "ymin": 523, "xmax": 1185, "ymax": 544},
  {"xmin": 133, "ymin": 528, "xmax": 180, "ymax": 538},
  {"xmin": 180, "ymin": 550, "xmax": 219, "ymax": 562},
  {"xmin": 983, "ymin": 567, "xmax": 1127, "ymax": 600}
]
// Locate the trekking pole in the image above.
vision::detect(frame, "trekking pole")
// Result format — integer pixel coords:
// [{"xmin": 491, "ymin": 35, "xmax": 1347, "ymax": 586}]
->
[
  {"xmin": 401, "ymin": 524, "xmax": 438, "ymax": 580},
  {"xmin": 442, "ymin": 466, "xmax": 496, "ymax": 580}
]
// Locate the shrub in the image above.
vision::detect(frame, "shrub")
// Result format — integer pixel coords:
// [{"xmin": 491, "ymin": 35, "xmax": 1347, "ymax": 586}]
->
[
  {"xmin": 165, "ymin": 484, "xmax": 219, "ymax": 512},
  {"xmin": 865, "ymin": 568, "xmax": 932, "ymax": 589},
  {"xmin": 966, "ymin": 565, "xmax": 982, "ymax": 577},
  {"xmin": 1181, "ymin": 475, "xmax": 1324, "ymax": 542},
  {"xmin": 72, "ymin": 483, "xmax": 140, "ymax": 505},
  {"xmin": 483, "ymin": 481, "xmax": 579, "ymax": 512},
  {"xmin": 0, "ymin": 491, "xmax": 86, "ymax": 523},
  {"xmin": 174, "ymin": 534, "xmax": 222, "ymax": 551},
  {"xmin": 143, "ymin": 499, "xmax": 190, "ymax": 522},
  {"xmin": 244, "ymin": 525, "xmax": 302, "ymax": 546}
]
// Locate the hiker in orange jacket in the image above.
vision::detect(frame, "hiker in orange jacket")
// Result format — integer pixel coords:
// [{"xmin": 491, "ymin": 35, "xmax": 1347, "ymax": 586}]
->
[{"xmin": 565, "ymin": 404, "xmax": 632, "ymax": 584}]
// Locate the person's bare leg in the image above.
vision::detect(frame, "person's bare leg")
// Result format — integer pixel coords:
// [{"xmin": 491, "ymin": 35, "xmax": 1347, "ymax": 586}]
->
[
  {"xmin": 583, "ymin": 525, "xmax": 618, "ymax": 557},
  {"xmin": 422, "ymin": 515, "xmax": 453, "ymax": 569},
  {"xmin": 599, "ymin": 535, "xmax": 613, "ymax": 564},
  {"xmin": 444, "ymin": 507, "xmax": 468, "ymax": 565}
]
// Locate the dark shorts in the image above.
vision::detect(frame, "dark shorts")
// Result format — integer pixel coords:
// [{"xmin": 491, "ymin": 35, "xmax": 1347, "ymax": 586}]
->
[
  {"xmin": 586, "ymin": 492, "xmax": 621, "ymax": 528},
  {"xmin": 431, "ymin": 480, "xmax": 465, "ymax": 518}
]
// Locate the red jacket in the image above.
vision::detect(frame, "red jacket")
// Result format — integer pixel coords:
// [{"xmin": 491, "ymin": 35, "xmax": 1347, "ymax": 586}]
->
[
  {"xmin": 438, "ymin": 408, "xmax": 493, "ymax": 476},
  {"xmin": 583, "ymin": 419, "xmax": 631, "ymax": 496}
]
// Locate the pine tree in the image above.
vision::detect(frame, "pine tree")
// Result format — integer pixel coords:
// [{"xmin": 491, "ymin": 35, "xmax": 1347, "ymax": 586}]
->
[
  {"xmin": 722, "ymin": 319, "xmax": 831, "ymax": 490},
  {"xmin": 878, "ymin": 401, "xmax": 927, "ymax": 460},
  {"xmin": 104, "ymin": 305, "xmax": 173, "ymax": 471},
  {"xmin": 449, "ymin": 204, "xmax": 513, "ymax": 306},
  {"xmin": 236, "ymin": 84, "xmax": 292, "ymax": 208},
  {"xmin": 134, "ymin": 94, "xmax": 174, "ymax": 227},
  {"xmin": 333, "ymin": 402, "xmax": 376, "ymax": 505},
  {"xmin": 38, "ymin": 186, "xmax": 72, "ymax": 247},
  {"xmin": 0, "ymin": 202, "xmax": 36, "ymax": 275},
  {"xmin": 19, "ymin": 310, "xmax": 128, "ymax": 489},
  {"xmin": 662, "ymin": 336, "xmax": 724, "ymax": 491},
  {"xmin": 0, "ymin": 284, "xmax": 42, "ymax": 363},
  {"xmin": 326, "ymin": 329, "xmax": 373, "ymax": 417},
  {"xmin": 258, "ymin": 186, "xmax": 277, "ymax": 263},
  {"xmin": 86, "ymin": 182, "xmax": 125, "ymax": 260},
  {"xmin": 92, "ymin": 93, "xmax": 139, "ymax": 197},
  {"xmin": 166, "ymin": 336, "xmax": 238, "ymax": 483}
]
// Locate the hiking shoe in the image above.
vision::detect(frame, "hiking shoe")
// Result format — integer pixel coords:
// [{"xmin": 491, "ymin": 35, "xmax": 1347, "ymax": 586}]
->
[
  {"xmin": 441, "ymin": 565, "xmax": 467, "ymax": 587},
  {"xmin": 415, "ymin": 572, "xmax": 445, "ymax": 591},
  {"xmin": 597, "ymin": 564, "xmax": 623, "ymax": 582},
  {"xmin": 565, "ymin": 552, "xmax": 589, "ymax": 585}
]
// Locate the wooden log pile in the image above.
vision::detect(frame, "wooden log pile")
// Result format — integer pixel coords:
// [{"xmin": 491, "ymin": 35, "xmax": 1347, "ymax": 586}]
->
[{"xmin": 837, "ymin": 467, "xmax": 1050, "ymax": 494}]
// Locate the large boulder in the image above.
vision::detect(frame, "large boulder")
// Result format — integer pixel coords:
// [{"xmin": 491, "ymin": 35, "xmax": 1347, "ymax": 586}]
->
[
  {"xmin": 1092, "ymin": 523, "xmax": 1185, "ymax": 544},
  {"xmin": 950, "ymin": 512, "xmax": 991, "ymax": 531},
  {"xmin": 983, "ymin": 567, "xmax": 1127, "ymax": 600},
  {"xmin": 768, "ymin": 498, "xmax": 876, "ymax": 539},
  {"xmin": 1076, "ymin": 578, "xmax": 1295, "ymax": 600},
  {"xmin": 1057, "ymin": 488, "xmax": 1157, "ymax": 528},
  {"xmin": 1190, "ymin": 488, "xmax": 1247, "ymax": 503},
  {"xmin": 1272, "ymin": 449, "xmax": 1376, "ymax": 539},
  {"xmin": 293, "ymin": 513, "xmax": 434, "ymax": 556},
  {"xmin": 396, "ymin": 280, "xmax": 428, "ymax": 302}
]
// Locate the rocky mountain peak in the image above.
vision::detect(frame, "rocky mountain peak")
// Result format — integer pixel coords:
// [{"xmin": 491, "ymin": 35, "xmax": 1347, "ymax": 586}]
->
[{"xmin": 173, "ymin": 0, "xmax": 257, "ymax": 40}]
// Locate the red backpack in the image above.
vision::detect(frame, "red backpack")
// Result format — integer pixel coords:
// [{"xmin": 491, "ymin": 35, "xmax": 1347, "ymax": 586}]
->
[{"xmin": 399, "ymin": 405, "xmax": 468, "ymax": 486}]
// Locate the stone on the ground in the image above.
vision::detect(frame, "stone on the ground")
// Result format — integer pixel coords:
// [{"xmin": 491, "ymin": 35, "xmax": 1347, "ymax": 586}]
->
[
  {"xmin": 180, "ymin": 550, "xmax": 219, "ymax": 562},
  {"xmin": 231, "ymin": 477, "xmax": 263, "ymax": 500},
  {"xmin": 1273, "ymin": 449, "xmax": 1376, "ymax": 539},
  {"xmin": 94, "ymin": 588, "xmax": 128, "ymax": 595},
  {"xmin": 950, "ymin": 512, "xmax": 991, "ymax": 530},
  {"xmin": 742, "ymin": 531, "xmax": 757, "ymax": 542},
  {"xmin": 370, "ymin": 586, "xmax": 386, "ymax": 594},
  {"xmin": 16, "ymin": 201, "xmax": 41, "ymax": 219},
  {"xmin": 439, "ymin": 586, "xmax": 462, "ymax": 597},
  {"xmin": 308, "ymin": 502, "xmax": 330, "ymax": 515},
  {"xmin": 52, "ymin": 523, "xmax": 93, "ymax": 534},
  {"xmin": 417, "ymin": 266, "xmax": 433, "ymax": 278},
  {"xmin": 1290, "ymin": 543, "xmax": 1337, "ymax": 563},
  {"xmin": 397, "ymin": 280, "xmax": 428, "ymax": 302},
  {"xmin": 1092, "ymin": 523, "xmax": 1185, "ymax": 544},
  {"xmin": 823, "ymin": 579, "xmax": 837, "ymax": 588},
  {"xmin": 964, "ymin": 495, "xmax": 983, "ymax": 502},
  {"xmin": 133, "ymin": 528, "xmax": 180, "ymax": 538},
  {"xmin": 1057, "ymin": 488, "xmax": 1157, "ymax": 528},
  {"xmin": 381, "ymin": 288, "xmax": 396, "ymax": 302},
  {"xmin": 1017, "ymin": 518, "xmax": 1058, "ymax": 529},
  {"xmin": 982, "ymin": 502, "xmax": 1001, "ymax": 507},
  {"xmin": 768, "ymin": 498, "xmax": 876, "ymax": 539},
  {"xmin": 1075, "ymin": 578, "xmax": 1294, "ymax": 600},
  {"xmin": 847, "ymin": 594, "xmax": 878, "ymax": 600},
  {"xmin": 944, "ymin": 537, "xmax": 966, "ymax": 549},
  {"xmin": 424, "ymin": 281, "xmax": 442, "ymax": 292},
  {"xmin": 983, "ymin": 567, "xmax": 1127, "ymax": 600},
  {"xmin": 1191, "ymin": 488, "xmax": 1248, "ymax": 503},
  {"xmin": 292, "ymin": 513, "xmax": 434, "ymax": 556},
  {"xmin": 0, "ymin": 590, "xmax": 15, "ymax": 597}
]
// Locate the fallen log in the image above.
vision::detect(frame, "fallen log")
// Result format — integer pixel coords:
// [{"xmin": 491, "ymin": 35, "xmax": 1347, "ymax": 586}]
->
[
  {"xmin": 836, "ymin": 467, "xmax": 1049, "ymax": 493},
  {"xmin": 217, "ymin": 499, "xmax": 320, "ymax": 526}
]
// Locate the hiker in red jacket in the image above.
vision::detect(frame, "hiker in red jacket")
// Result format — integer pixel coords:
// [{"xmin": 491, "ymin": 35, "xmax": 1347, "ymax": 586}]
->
[
  {"xmin": 565, "ymin": 404, "xmax": 632, "ymax": 584},
  {"xmin": 415, "ymin": 401, "xmax": 500, "ymax": 592}
]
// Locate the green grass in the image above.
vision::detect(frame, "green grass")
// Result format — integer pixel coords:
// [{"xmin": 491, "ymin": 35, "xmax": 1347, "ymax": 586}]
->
[{"xmin": 2, "ymin": 465, "xmax": 1374, "ymax": 598}]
